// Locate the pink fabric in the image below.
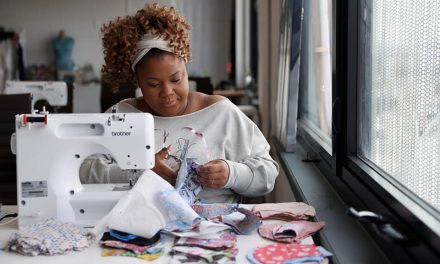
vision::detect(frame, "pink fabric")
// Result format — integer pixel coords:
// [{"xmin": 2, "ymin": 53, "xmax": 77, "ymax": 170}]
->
[
  {"xmin": 252, "ymin": 202, "xmax": 316, "ymax": 221},
  {"xmin": 253, "ymin": 244, "xmax": 324, "ymax": 264},
  {"xmin": 174, "ymin": 231, "xmax": 237, "ymax": 249},
  {"xmin": 258, "ymin": 220, "xmax": 325, "ymax": 243}
]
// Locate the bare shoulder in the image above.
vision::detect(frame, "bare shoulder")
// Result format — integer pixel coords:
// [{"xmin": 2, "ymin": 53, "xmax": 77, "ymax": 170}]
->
[{"xmin": 191, "ymin": 92, "xmax": 226, "ymax": 109}]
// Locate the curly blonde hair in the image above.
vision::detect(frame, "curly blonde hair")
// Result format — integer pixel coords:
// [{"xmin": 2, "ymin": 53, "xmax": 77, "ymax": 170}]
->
[{"xmin": 101, "ymin": 3, "xmax": 192, "ymax": 92}]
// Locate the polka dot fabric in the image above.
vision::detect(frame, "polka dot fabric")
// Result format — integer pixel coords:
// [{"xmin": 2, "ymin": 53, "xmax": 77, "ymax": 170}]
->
[
  {"xmin": 7, "ymin": 218, "xmax": 95, "ymax": 256},
  {"xmin": 253, "ymin": 244, "xmax": 322, "ymax": 264}
]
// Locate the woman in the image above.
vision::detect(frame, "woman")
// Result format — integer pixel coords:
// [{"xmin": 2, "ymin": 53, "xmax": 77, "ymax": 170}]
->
[{"xmin": 83, "ymin": 3, "xmax": 278, "ymax": 203}]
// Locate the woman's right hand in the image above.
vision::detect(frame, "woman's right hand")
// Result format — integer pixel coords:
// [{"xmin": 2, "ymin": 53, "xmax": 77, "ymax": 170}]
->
[{"xmin": 152, "ymin": 145, "xmax": 177, "ymax": 186}]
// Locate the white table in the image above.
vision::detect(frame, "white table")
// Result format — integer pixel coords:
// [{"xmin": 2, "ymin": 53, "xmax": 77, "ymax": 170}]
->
[{"xmin": 0, "ymin": 205, "xmax": 313, "ymax": 263}]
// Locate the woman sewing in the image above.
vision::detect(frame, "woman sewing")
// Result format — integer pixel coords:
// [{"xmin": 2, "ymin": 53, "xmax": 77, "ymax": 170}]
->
[{"xmin": 81, "ymin": 3, "xmax": 278, "ymax": 203}]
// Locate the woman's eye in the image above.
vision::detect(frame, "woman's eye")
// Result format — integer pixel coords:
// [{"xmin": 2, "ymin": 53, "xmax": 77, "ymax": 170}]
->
[
  {"xmin": 171, "ymin": 79, "xmax": 180, "ymax": 83},
  {"xmin": 147, "ymin": 83, "xmax": 160, "ymax": 87}
]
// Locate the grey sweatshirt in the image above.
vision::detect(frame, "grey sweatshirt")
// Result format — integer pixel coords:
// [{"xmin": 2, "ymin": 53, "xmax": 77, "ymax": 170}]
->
[{"xmin": 81, "ymin": 99, "xmax": 279, "ymax": 203}]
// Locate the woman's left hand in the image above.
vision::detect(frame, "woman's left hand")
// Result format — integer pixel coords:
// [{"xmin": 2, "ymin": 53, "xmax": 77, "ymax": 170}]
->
[{"xmin": 197, "ymin": 159, "xmax": 230, "ymax": 189}]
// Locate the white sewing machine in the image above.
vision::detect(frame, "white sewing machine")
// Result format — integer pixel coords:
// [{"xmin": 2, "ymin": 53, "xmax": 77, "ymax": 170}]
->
[
  {"xmin": 5, "ymin": 81, "xmax": 68, "ymax": 110},
  {"xmin": 14, "ymin": 111, "xmax": 155, "ymax": 228}
]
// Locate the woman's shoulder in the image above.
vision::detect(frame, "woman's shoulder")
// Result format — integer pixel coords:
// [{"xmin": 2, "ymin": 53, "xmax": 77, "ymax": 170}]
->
[
  {"xmin": 105, "ymin": 98, "xmax": 140, "ymax": 113},
  {"xmin": 192, "ymin": 92, "xmax": 230, "ymax": 110}
]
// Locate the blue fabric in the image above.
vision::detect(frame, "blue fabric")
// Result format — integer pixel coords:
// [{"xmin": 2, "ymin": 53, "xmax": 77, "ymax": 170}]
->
[
  {"xmin": 53, "ymin": 36, "xmax": 74, "ymax": 70},
  {"xmin": 109, "ymin": 229, "xmax": 139, "ymax": 241}
]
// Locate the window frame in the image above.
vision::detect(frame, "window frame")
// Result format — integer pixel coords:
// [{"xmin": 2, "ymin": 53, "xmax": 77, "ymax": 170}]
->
[{"xmin": 296, "ymin": 0, "xmax": 440, "ymax": 262}]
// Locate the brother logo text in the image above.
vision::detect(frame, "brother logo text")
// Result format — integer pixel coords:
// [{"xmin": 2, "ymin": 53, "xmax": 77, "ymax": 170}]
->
[{"xmin": 112, "ymin": 131, "xmax": 131, "ymax": 136}]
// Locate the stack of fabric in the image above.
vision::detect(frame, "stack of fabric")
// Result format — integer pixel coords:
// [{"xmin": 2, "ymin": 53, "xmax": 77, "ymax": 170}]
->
[
  {"xmin": 247, "ymin": 202, "xmax": 331, "ymax": 264},
  {"xmin": 7, "ymin": 218, "xmax": 94, "ymax": 256},
  {"xmin": 99, "ymin": 229, "xmax": 164, "ymax": 261},
  {"xmin": 170, "ymin": 231, "xmax": 238, "ymax": 263},
  {"xmin": 169, "ymin": 203, "xmax": 262, "ymax": 263}
]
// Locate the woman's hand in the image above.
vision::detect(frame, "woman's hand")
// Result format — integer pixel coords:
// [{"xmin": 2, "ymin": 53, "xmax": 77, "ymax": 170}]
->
[
  {"xmin": 152, "ymin": 145, "xmax": 177, "ymax": 186},
  {"xmin": 197, "ymin": 159, "xmax": 230, "ymax": 189}
]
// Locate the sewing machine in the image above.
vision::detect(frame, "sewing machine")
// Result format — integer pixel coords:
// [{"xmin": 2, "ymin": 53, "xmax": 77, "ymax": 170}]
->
[
  {"xmin": 5, "ymin": 81, "xmax": 68, "ymax": 111},
  {"xmin": 14, "ymin": 111, "xmax": 155, "ymax": 228}
]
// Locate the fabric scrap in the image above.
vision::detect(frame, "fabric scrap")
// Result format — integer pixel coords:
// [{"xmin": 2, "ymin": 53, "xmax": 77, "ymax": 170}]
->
[
  {"xmin": 100, "ymin": 230, "xmax": 160, "ymax": 246},
  {"xmin": 175, "ymin": 158, "xmax": 203, "ymax": 204},
  {"xmin": 7, "ymin": 218, "xmax": 95, "ymax": 256},
  {"xmin": 249, "ymin": 243, "xmax": 332, "ymax": 264},
  {"xmin": 252, "ymin": 202, "xmax": 316, "ymax": 221},
  {"xmin": 171, "ymin": 245, "xmax": 237, "ymax": 263},
  {"xmin": 173, "ymin": 230, "xmax": 237, "ymax": 250},
  {"xmin": 258, "ymin": 221, "xmax": 325, "ymax": 244},
  {"xmin": 96, "ymin": 170, "xmax": 200, "ymax": 239},
  {"xmin": 219, "ymin": 207, "xmax": 262, "ymax": 235},
  {"xmin": 101, "ymin": 248, "xmax": 162, "ymax": 261},
  {"xmin": 191, "ymin": 203, "xmax": 236, "ymax": 219}
]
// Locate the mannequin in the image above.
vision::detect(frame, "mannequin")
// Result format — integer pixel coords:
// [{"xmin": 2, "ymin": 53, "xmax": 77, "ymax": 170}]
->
[{"xmin": 53, "ymin": 30, "xmax": 74, "ymax": 71}]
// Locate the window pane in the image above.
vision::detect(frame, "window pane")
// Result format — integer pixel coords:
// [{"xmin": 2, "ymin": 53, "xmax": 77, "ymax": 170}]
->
[
  {"xmin": 299, "ymin": 0, "xmax": 332, "ymax": 154},
  {"xmin": 359, "ymin": 1, "xmax": 440, "ymax": 211}
]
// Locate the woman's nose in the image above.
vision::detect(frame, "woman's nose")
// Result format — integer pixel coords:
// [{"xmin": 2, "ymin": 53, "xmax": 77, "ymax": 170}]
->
[{"xmin": 160, "ymin": 83, "xmax": 174, "ymax": 95}]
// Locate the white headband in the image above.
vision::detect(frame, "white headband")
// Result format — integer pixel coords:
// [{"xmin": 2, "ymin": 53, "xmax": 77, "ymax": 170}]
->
[{"xmin": 131, "ymin": 34, "xmax": 173, "ymax": 71}]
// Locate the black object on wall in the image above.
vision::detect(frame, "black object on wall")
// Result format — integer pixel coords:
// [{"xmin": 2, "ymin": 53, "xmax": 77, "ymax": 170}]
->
[
  {"xmin": 0, "ymin": 93, "xmax": 32, "ymax": 205},
  {"xmin": 100, "ymin": 80, "xmax": 137, "ymax": 113},
  {"xmin": 189, "ymin": 76, "xmax": 214, "ymax": 95}
]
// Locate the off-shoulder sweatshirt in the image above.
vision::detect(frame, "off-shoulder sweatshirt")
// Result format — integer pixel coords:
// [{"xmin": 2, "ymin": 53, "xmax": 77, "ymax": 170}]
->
[{"xmin": 84, "ymin": 98, "xmax": 279, "ymax": 203}]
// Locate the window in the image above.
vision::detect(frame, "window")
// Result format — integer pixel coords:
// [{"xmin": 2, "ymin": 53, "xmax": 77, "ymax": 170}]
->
[
  {"xmin": 358, "ymin": 0, "xmax": 440, "ymax": 229},
  {"xmin": 296, "ymin": 0, "xmax": 440, "ymax": 261},
  {"xmin": 359, "ymin": 0, "xmax": 440, "ymax": 212},
  {"xmin": 298, "ymin": 0, "xmax": 333, "ymax": 154}
]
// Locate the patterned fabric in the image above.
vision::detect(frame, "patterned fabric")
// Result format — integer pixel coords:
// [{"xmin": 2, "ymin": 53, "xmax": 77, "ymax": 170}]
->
[
  {"xmin": 164, "ymin": 220, "xmax": 231, "ymax": 240},
  {"xmin": 171, "ymin": 245, "xmax": 237, "ymax": 263},
  {"xmin": 100, "ymin": 236, "xmax": 163, "ymax": 255},
  {"xmin": 219, "ymin": 207, "xmax": 262, "ymax": 235},
  {"xmin": 249, "ymin": 243, "xmax": 332, "ymax": 264},
  {"xmin": 173, "ymin": 230, "xmax": 237, "ymax": 250},
  {"xmin": 175, "ymin": 158, "xmax": 203, "ymax": 204},
  {"xmin": 158, "ymin": 188, "xmax": 201, "ymax": 226},
  {"xmin": 100, "ymin": 230, "xmax": 161, "ymax": 246},
  {"xmin": 101, "ymin": 248, "xmax": 163, "ymax": 261},
  {"xmin": 191, "ymin": 203, "xmax": 236, "ymax": 219},
  {"xmin": 99, "ymin": 229, "xmax": 164, "ymax": 260},
  {"xmin": 258, "ymin": 221, "xmax": 325, "ymax": 244},
  {"xmin": 100, "ymin": 170, "xmax": 200, "ymax": 239},
  {"xmin": 252, "ymin": 202, "xmax": 316, "ymax": 221},
  {"xmin": 191, "ymin": 204, "xmax": 261, "ymax": 235},
  {"xmin": 7, "ymin": 218, "xmax": 95, "ymax": 256}
]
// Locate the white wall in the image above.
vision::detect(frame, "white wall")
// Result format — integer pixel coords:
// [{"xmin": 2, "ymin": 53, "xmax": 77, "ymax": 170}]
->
[{"xmin": 0, "ymin": 0, "xmax": 231, "ymax": 86}]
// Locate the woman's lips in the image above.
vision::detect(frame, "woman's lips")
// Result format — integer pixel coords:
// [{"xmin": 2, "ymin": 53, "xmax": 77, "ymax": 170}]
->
[{"xmin": 162, "ymin": 98, "xmax": 177, "ymax": 107}]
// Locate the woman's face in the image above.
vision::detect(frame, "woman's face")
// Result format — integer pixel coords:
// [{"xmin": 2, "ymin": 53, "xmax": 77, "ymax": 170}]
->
[{"xmin": 135, "ymin": 53, "xmax": 189, "ymax": 117}]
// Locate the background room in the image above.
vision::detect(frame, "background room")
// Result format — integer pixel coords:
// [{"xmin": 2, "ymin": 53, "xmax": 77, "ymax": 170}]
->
[{"xmin": 0, "ymin": 0, "xmax": 253, "ymax": 114}]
